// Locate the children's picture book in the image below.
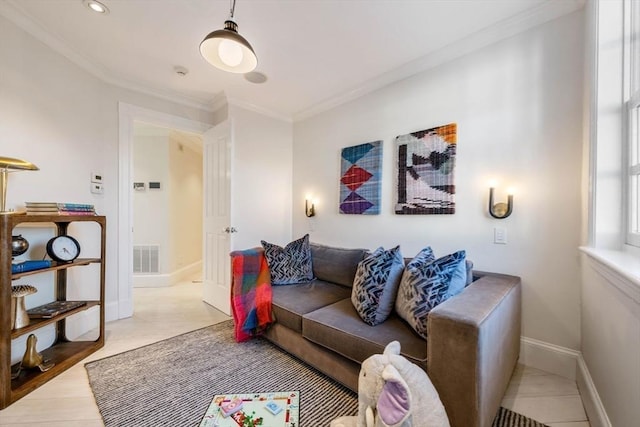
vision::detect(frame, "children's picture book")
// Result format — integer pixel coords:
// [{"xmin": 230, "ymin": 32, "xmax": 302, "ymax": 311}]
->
[
  {"xmin": 199, "ymin": 391, "xmax": 299, "ymax": 427},
  {"xmin": 27, "ymin": 300, "xmax": 87, "ymax": 318}
]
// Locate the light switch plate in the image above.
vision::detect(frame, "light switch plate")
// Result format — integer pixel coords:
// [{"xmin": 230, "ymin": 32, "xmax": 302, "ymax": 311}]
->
[
  {"xmin": 91, "ymin": 183, "xmax": 104, "ymax": 194},
  {"xmin": 494, "ymin": 227, "xmax": 507, "ymax": 244}
]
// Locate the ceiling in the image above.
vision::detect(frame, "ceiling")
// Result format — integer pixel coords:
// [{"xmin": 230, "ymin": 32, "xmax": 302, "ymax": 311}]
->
[{"xmin": 0, "ymin": 0, "xmax": 584, "ymax": 121}]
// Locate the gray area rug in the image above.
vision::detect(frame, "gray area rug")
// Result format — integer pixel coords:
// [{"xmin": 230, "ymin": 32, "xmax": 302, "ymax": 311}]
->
[
  {"xmin": 492, "ymin": 407, "xmax": 549, "ymax": 427},
  {"xmin": 85, "ymin": 320, "xmax": 548, "ymax": 427}
]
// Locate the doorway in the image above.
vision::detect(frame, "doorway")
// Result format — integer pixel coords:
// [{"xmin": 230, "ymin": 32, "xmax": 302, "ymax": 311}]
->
[
  {"xmin": 131, "ymin": 123, "xmax": 203, "ymax": 288},
  {"xmin": 118, "ymin": 103, "xmax": 213, "ymax": 319}
]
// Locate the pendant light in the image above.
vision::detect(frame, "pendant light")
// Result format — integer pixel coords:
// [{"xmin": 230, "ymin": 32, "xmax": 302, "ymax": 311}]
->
[{"xmin": 200, "ymin": 0, "xmax": 257, "ymax": 73}]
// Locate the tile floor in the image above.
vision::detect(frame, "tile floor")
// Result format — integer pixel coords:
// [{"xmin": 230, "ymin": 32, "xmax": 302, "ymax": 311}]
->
[
  {"xmin": 0, "ymin": 279, "xmax": 590, "ymax": 426},
  {"xmin": 502, "ymin": 365, "xmax": 590, "ymax": 427}
]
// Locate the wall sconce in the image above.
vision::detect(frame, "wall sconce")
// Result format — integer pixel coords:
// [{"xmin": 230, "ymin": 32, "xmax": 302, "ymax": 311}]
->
[
  {"xmin": 0, "ymin": 157, "xmax": 39, "ymax": 214},
  {"xmin": 305, "ymin": 199, "xmax": 316, "ymax": 217},
  {"xmin": 489, "ymin": 187, "xmax": 513, "ymax": 219}
]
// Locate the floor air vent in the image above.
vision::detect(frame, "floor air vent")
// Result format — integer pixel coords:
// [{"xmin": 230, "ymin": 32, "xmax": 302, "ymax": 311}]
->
[{"xmin": 133, "ymin": 245, "xmax": 159, "ymax": 273}]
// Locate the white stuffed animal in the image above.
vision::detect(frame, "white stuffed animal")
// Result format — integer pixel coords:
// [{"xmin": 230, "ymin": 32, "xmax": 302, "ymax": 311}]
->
[{"xmin": 330, "ymin": 341, "xmax": 450, "ymax": 427}]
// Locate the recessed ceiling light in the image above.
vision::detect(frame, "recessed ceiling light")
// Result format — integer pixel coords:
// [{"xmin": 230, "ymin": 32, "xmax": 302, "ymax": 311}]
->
[
  {"xmin": 244, "ymin": 71, "xmax": 268, "ymax": 84},
  {"xmin": 83, "ymin": 0, "xmax": 109, "ymax": 15},
  {"xmin": 174, "ymin": 66, "xmax": 189, "ymax": 77}
]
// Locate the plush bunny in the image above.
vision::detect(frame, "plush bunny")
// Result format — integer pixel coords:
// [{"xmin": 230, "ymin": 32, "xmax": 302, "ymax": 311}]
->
[{"xmin": 330, "ymin": 341, "xmax": 450, "ymax": 427}]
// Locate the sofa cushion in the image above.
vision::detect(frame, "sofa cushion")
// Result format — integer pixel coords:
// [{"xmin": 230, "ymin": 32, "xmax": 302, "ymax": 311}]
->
[
  {"xmin": 271, "ymin": 280, "xmax": 351, "ymax": 333},
  {"xmin": 261, "ymin": 234, "xmax": 314, "ymax": 285},
  {"xmin": 310, "ymin": 243, "xmax": 367, "ymax": 287},
  {"xmin": 351, "ymin": 246, "xmax": 405, "ymax": 326},
  {"xmin": 395, "ymin": 250, "xmax": 467, "ymax": 339},
  {"xmin": 302, "ymin": 299, "xmax": 427, "ymax": 368}
]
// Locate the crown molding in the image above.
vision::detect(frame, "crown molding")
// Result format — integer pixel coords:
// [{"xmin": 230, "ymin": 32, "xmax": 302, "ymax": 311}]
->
[
  {"xmin": 210, "ymin": 93, "xmax": 229, "ymax": 114},
  {"xmin": 227, "ymin": 97, "xmax": 293, "ymax": 123},
  {"xmin": 2, "ymin": 0, "xmax": 585, "ymax": 124},
  {"xmin": 0, "ymin": 0, "xmax": 218, "ymax": 113},
  {"xmin": 293, "ymin": 0, "xmax": 586, "ymax": 122}
]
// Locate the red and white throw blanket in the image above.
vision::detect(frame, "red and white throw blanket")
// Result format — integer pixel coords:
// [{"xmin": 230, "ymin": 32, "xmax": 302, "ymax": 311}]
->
[{"xmin": 230, "ymin": 248, "xmax": 274, "ymax": 342}]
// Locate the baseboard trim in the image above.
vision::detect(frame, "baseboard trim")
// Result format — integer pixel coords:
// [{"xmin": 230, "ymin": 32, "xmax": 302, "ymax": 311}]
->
[
  {"xmin": 133, "ymin": 261, "xmax": 202, "ymax": 288},
  {"xmin": 105, "ymin": 300, "xmax": 120, "ymax": 322},
  {"xmin": 171, "ymin": 260, "xmax": 202, "ymax": 284},
  {"xmin": 133, "ymin": 273, "xmax": 171, "ymax": 288},
  {"xmin": 520, "ymin": 336, "xmax": 613, "ymax": 425},
  {"xmin": 577, "ymin": 355, "xmax": 613, "ymax": 427},
  {"xmin": 519, "ymin": 336, "xmax": 580, "ymax": 380},
  {"xmin": 109, "ymin": 299, "xmax": 130, "ymax": 320}
]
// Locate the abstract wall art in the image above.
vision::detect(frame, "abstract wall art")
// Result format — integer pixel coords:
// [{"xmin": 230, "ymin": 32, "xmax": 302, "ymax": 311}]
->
[
  {"xmin": 395, "ymin": 123, "xmax": 457, "ymax": 215},
  {"xmin": 339, "ymin": 140, "xmax": 383, "ymax": 215}
]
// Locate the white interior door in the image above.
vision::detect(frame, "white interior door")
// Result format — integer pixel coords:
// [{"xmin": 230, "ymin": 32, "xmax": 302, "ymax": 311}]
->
[{"xmin": 203, "ymin": 120, "xmax": 233, "ymax": 315}]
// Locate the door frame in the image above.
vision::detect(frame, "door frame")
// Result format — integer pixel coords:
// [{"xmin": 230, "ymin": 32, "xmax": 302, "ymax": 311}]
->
[{"xmin": 118, "ymin": 102, "xmax": 212, "ymax": 319}]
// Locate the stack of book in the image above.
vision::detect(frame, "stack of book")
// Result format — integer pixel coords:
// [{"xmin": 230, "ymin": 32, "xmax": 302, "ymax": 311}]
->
[{"xmin": 25, "ymin": 202, "xmax": 96, "ymax": 216}]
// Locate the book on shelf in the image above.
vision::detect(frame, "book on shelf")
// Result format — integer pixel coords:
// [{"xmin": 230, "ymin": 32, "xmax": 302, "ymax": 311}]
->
[
  {"xmin": 26, "ymin": 210, "xmax": 96, "ymax": 216},
  {"xmin": 25, "ymin": 202, "xmax": 96, "ymax": 215},
  {"xmin": 27, "ymin": 301, "xmax": 87, "ymax": 319},
  {"xmin": 27, "ymin": 207, "xmax": 95, "ymax": 212},
  {"xmin": 26, "ymin": 202, "xmax": 94, "ymax": 209},
  {"xmin": 11, "ymin": 260, "xmax": 52, "ymax": 274}
]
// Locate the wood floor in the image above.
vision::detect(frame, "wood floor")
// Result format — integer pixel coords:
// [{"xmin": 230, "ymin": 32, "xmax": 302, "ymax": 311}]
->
[{"xmin": 0, "ymin": 279, "xmax": 590, "ymax": 426}]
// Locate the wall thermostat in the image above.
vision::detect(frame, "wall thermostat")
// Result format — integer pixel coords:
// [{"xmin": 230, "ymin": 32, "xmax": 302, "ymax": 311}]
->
[
  {"xmin": 91, "ymin": 172, "xmax": 103, "ymax": 184},
  {"xmin": 91, "ymin": 183, "xmax": 104, "ymax": 194}
]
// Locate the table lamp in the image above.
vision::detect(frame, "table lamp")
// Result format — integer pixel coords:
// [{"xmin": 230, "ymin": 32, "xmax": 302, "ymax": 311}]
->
[{"xmin": 0, "ymin": 156, "xmax": 39, "ymax": 214}]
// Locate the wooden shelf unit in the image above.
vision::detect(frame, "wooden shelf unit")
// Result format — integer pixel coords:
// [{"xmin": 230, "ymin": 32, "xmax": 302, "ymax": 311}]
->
[{"xmin": 0, "ymin": 214, "xmax": 106, "ymax": 409}]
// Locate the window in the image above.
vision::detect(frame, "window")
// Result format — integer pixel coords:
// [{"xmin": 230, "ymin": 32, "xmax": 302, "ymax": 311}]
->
[{"xmin": 625, "ymin": 0, "xmax": 640, "ymax": 246}]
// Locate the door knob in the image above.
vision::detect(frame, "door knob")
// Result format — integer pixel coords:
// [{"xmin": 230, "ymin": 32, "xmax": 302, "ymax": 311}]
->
[{"xmin": 224, "ymin": 227, "xmax": 237, "ymax": 233}]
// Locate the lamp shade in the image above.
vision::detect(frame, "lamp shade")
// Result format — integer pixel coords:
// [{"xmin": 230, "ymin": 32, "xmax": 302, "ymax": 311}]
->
[
  {"xmin": 0, "ymin": 157, "xmax": 39, "ymax": 171},
  {"xmin": 200, "ymin": 20, "xmax": 257, "ymax": 73}
]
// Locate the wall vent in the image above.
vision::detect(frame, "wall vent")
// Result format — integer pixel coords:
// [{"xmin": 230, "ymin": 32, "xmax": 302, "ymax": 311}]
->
[{"xmin": 133, "ymin": 245, "xmax": 159, "ymax": 273}]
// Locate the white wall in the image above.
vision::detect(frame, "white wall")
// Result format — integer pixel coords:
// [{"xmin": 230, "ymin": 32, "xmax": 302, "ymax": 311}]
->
[
  {"xmin": 168, "ymin": 137, "xmax": 203, "ymax": 273},
  {"xmin": 0, "ymin": 13, "xmax": 215, "ymax": 331},
  {"xmin": 293, "ymin": 11, "xmax": 585, "ymax": 351},
  {"xmin": 133, "ymin": 132, "xmax": 170, "ymax": 274},
  {"xmin": 229, "ymin": 105, "xmax": 293, "ymax": 250},
  {"xmin": 580, "ymin": 254, "xmax": 640, "ymax": 427},
  {"xmin": 132, "ymin": 128, "xmax": 203, "ymax": 285}
]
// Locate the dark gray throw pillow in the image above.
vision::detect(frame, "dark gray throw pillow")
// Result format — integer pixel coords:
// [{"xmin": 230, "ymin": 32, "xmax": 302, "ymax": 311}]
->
[
  {"xmin": 395, "ymin": 248, "xmax": 467, "ymax": 338},
  {"xmin": 261, "ymin": 234, "xmax": 314, "ymax": 285},
  {"xmin": 351, "ymin": 245, "xmax": 404, "ymax": 326}
]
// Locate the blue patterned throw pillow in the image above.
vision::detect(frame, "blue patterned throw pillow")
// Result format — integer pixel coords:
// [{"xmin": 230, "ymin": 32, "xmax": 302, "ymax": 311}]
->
[
  {"xmin": 395, "ymin": 249, "xmax": 467, "ymax": 338},
  {"xmin": 351, "ymin": 246, "xmax": 405, "ymax": 326},
  {"xmin": 261, "ymin": 234, "xmax": 314, "ymax": 285}
]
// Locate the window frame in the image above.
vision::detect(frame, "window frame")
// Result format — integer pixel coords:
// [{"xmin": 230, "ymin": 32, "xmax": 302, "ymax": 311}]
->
[{"xmin": 625, "ymin": 0, "xmax": 640, "ymax": 247}]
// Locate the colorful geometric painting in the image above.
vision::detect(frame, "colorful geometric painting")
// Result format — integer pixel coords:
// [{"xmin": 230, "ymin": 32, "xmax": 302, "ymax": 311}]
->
[
  {"xmin": 340, "ymin": 141, "xmax": 382, "ymax": 215},
  {"xmin": 395, "ymin": 123, "xmax": 457, "ymax": 215}
]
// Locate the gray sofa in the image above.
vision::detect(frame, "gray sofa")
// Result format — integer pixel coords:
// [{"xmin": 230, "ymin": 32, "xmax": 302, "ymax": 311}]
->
[{"xmin": 261, "ymin": 243, "xmax": 521, "ymax": 427}]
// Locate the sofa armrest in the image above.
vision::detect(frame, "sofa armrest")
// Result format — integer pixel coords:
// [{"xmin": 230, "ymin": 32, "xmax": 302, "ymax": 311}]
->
[{"xmin": 427, "ymin": 272, "xmax": 521, "ymax": 427}]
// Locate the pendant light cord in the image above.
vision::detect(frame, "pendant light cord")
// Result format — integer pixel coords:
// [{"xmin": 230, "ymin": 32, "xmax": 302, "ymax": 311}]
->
[{"xmin": 229, "ymin": 0, "xmax": 236, "ymax": 19}]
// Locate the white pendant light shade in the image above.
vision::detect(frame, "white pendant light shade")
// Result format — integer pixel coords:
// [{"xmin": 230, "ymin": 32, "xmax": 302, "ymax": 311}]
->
[{"xmin": 200, "ymin": 20, "xmax": 257, "ymax": 73}]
